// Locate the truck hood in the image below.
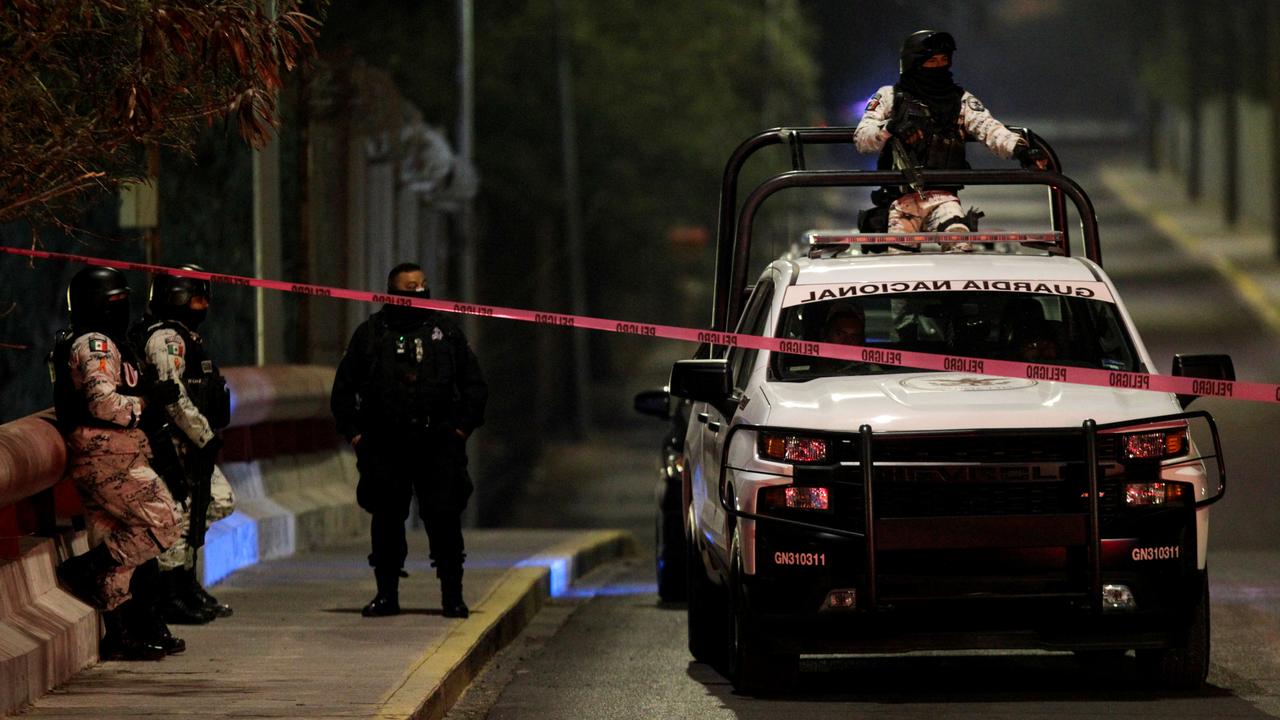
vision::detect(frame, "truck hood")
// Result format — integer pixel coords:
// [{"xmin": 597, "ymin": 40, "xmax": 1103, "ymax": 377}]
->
[{"xmin": 759, "ymin": 372, "xmax": 1181, "ymax": 432}]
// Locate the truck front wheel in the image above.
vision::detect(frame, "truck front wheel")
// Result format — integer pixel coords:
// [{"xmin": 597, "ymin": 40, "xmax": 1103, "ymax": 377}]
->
[{"xmin": 1137, "ymin": 570, "xmax": 1210, "ymax": 690}]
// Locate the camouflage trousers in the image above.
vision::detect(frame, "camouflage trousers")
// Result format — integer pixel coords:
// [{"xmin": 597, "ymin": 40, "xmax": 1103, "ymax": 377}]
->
[
  {"xmin": 71, "ymin": 450, "xmax": 182, "ymax": 610},
  {"xmin": 888, "ymin": 190, "xmax": 965, "ymax": 233},
  {"xmin": 157, "ymin": 464, "xmax": 236, "ymax": 571}
]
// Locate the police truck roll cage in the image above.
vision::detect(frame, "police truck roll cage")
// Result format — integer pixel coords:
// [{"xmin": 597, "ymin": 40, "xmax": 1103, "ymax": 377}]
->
[{"xmin": 711, "ymin": 126, "xmax": 1089, "ymax": 333}]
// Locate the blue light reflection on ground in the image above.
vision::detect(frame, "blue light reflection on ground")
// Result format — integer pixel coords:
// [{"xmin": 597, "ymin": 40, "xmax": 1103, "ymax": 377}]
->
[
  {"xmin": 560, "ymin": 582, "xmax": 658, "ymax": 599},
  {"xmin": 515, "ymin": 556, "xmax": 570, "ymax": 597}
]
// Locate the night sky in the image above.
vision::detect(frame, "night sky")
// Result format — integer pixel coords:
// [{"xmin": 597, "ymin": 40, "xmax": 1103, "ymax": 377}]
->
[{"xmin": 807, "ymin": 0, "xmax": 1141, "ymax": 127}]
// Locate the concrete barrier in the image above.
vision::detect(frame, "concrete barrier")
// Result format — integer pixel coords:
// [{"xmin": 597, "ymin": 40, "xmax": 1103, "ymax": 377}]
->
[{"xmin": 0, "ymin": 365, "xmax": 359, "ymax": 715}]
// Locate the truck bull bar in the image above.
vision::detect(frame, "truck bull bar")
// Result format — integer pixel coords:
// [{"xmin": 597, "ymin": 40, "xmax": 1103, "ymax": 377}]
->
[{"xmin": 714, "ymin": 410, "xmax": 1225, "ymax": 613}]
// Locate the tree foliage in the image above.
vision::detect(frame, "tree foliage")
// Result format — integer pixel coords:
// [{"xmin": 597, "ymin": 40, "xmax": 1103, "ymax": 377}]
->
[
  {"xmin": 0, "ymin": 0, "xmax": 321, "ymax": 227},
  {"xmin": 470, "ymin": 0, "xmax": 819, "ymax": 320}
]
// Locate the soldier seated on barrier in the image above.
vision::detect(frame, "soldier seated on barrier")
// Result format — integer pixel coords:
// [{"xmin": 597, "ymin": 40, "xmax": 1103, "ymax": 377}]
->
[{"xmin": 51, "ymin": 266, "xmax": 184, "ymax": 661}]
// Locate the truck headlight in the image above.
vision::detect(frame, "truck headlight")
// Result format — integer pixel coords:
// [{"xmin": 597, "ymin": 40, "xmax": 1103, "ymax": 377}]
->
[
  {"xmin": 1120, "ymin": 429, "xmax": 1188, "ymax": 461},
  {"xmin": 759, "ymin": 433, "xmax": 828, "ymax": 463}
]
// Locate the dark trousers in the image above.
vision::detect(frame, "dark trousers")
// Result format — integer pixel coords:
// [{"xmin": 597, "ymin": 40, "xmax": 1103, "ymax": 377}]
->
[{"xmin": 356, "ymin": 428, "xmax": 473, "ymax": 576}]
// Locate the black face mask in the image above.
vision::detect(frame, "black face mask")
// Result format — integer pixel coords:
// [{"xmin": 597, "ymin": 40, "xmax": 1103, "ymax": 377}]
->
[
  {"xmin": 388, "ymin": 287, "xmax": 430, "ymax": 300},
  {"xmin": 382, "ymin": 287, "xmax": 430, "ymax": 326},
  {"xmin": 899, "ymin": 65, "xmax": 961, "ymax": 113},
  {"xmin": 183, "ymin": 306, "xmax": 208, "ymax": 330},
  {"xmin": 102, "ymin": 299, "xmax": 131, "ymax": 338}
]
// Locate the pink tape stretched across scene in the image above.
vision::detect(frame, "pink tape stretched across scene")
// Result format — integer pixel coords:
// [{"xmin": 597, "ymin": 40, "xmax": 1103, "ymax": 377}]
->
[{"xmin": 4, "ymin": 245, "xmax": 1276, "ymax": 405}]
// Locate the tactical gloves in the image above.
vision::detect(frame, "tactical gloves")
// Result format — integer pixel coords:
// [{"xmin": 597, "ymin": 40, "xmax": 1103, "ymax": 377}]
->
[
  {"xmin": 1014, "ymin": 142, "xmax": 1048, "ymax": 169},
  {"xmin": 146, "ymin": 378, "xmax": 182, "ymax": 408},
  {"xmin": 886, "ymin": 115, "xmax": 925, "ymax": 145}
]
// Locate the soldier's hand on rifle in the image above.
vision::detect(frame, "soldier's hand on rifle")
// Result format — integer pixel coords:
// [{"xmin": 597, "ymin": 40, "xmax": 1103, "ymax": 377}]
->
[
  {"xmin": 886, "ymin": 115, "xmax": 924, "ymax": 145},
  {"xmin": 199, "ymin": 435, "xmax": 223, "ymax": 463}
]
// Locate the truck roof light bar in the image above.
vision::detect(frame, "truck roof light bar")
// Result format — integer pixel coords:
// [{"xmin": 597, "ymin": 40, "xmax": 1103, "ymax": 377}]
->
[{"xmin": 804, "ymin": 230, "xmax": 1066, "ymax": 258}]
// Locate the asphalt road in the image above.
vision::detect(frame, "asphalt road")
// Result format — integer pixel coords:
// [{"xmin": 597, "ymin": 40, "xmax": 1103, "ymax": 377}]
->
[{"xmin": 454, "ymin": 147, "xmax": 1280, "ymax": 718}]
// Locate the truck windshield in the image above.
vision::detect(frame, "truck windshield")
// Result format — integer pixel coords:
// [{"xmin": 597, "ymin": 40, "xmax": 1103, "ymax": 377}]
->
[{"xmin": 772, "ymin": 291, "xmax": 1140, "ymax": 380}]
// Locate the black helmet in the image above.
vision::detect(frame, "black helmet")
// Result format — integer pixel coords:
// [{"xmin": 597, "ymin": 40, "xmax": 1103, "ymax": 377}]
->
[
  {"xmin": 900, "ymin": 29, "xmax": 956, "ymax": 73},
  {"xmin": 149, "ymin": 264, "xmax": 211, "ymax": 328},
  {"xmin": 67, "ymin": 266, "xmax": 131, "ymax": 336}
]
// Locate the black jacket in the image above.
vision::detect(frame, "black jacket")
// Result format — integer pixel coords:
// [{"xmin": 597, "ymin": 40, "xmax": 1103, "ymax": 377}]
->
[{"xmin": 331, "ymin": 308, "xmax": 487, "ymax": 441}]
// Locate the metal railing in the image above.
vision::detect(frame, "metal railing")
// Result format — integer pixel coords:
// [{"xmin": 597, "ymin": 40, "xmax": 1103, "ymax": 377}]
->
[{"xmin": 712, "ymin": 126, "xmax": 1083, "ymax": 333}]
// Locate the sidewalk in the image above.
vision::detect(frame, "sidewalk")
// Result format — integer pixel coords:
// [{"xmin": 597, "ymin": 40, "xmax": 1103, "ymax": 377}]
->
[
  {"xmin": 1099, "ymin": 164, "xmax": 1280, "ymax": 338},
  {"xmin": 12, "ymin": 528, "xmax": 634, "ymax": 719}
]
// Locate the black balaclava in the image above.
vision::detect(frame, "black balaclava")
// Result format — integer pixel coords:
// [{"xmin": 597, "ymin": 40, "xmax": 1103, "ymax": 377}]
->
[
  {"xmin": 149, "ymin": 266, "xmax": 210, "ymax": 330},
  {"xmin": 68, "ymin": 266, "xmax": 132, "ymax": 341},
  {"xmin": 382, "ymin": 287, "xmax": 431, "ymax": 329},
  {"xmin": 897, "ymin": 30, "xmax": 963, "ymax": 116}
]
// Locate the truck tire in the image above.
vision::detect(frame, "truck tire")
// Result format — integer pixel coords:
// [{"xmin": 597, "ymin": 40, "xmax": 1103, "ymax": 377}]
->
[
  {"xmin": 686, "ymin": 532, "xmax": 726, "ymax": 667},
  {"xmin": 656, "ymin": 502, "xmax": 687, "ymax": 602},
  {"xmin": 1137, "ymin": 570, "xmax": 1210, "ymax": 690},
  {"xmin": 727, "ymin": 532, "xmax": 798, "ymax": 695}
]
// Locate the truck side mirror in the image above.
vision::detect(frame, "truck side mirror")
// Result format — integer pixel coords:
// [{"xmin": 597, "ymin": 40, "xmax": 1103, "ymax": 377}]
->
[
  {"xmin": 1171, "ymin": 354, "xmax": 1235, "ymax": 408},
  {"xmin": 668, "ymin": 359, "xmax": 730, "ymax": 405},
  {"xmin": 633, "ymin": 389, "xmax": 670, "ymax": 420}
]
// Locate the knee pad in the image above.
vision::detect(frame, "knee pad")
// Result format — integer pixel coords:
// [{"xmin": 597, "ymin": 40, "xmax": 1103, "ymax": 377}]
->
[{"xmin": 937, "ymin": 215, "xmax": 971, "ymax": 232}]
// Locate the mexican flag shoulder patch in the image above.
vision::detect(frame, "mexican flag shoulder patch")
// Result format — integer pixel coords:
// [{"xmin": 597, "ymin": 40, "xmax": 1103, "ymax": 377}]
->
[{"xmin": 88, "ymin": 338, "xmax": 109, "ymax": 353}]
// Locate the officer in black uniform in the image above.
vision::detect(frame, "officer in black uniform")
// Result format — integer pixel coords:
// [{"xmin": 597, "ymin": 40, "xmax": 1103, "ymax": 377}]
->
[
  {"xmin": 330, "ymin": 262, "xmax": 487, "ymax": 619},
  {"xmin": 130, "ymin": 265, "xmax": 235, "ymax": 625}
]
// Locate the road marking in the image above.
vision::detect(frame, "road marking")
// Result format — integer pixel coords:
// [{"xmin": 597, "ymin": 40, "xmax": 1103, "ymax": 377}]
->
[{"xmin": 1100, "ymin": 167, "xmax": 1280, "ymax": 337}]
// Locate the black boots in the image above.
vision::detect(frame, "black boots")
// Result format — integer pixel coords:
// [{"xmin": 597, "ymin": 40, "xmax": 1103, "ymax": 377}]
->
[
  {"xmin": 128, "ymin": 559, "xmax": 185, "ymax": 655},
  {"xmin": 158, "ymin": 568, "xmax": 218, "ymax": 625},
  {"xmin": 126, "ymin": 599, "xmax": 186, "ymax": 656},
  {"xmin": 100, "ymin": 606, "xmax": 167, "ymax": 661},
  {"xmin": 361, "ymin": 568, "xmax": 468, "ymax": 618},
  {"xmin": 57, "ymin": 543, "xmax": 118, "ymax": 608},
  {"xmin": 362, "ymin": 569, "xmax": 401, "ymax": 617},
  {"xmin": 440, "ymin": 570, "xmax": 468, "ymax": 619},
  {"xmin": 184, "ymin": 566, "xmax": 233, "ymax": 618}
]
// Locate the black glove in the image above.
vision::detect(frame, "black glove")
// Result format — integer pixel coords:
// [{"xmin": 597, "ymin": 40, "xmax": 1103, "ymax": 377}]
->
[
  {"xmin": 1014, "ymin": 143, "xmax": 1048, "ymax": 169},
  {"xmin": 886, "ymin": 115, "xmax": 923, "ymax": 144},
  {"xmin": 146, "ymin": 378, "xmax": 181, "ymax": 407},
  {"xmin": 208, "ymin": 376, "xmax": 232, "ymax": 429},
  {"xmin": 199, "ymin": 434, "xmax": 224, "ymax": 463},
  {"xmin": 184, "ymin": 434, "xmax": 221, "ymax": 490}
]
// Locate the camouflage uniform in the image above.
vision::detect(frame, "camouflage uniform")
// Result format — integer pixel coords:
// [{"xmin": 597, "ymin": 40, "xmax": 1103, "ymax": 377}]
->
[
  {"xmin": 59, "ymin": 332, "xmax": 182, "ymax": 610},
  {"xmin": 139, "ymin": 324, "xmax": 235, "ymax": 571},
  {"xmin": 855, "ymin": 88, "xmax": 1023, "ymax": 233}
]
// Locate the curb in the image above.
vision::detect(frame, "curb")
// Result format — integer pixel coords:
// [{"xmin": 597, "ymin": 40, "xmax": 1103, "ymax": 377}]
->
[{"xmin": 375, "ymin": 529, "xmax": 636, "ymax": 720}]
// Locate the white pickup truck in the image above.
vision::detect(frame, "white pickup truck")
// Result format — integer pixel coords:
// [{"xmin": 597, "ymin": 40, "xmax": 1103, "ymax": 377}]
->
[{"xmin": 668, "ymin": 128, "xmax": 1232, "ymax": 695}]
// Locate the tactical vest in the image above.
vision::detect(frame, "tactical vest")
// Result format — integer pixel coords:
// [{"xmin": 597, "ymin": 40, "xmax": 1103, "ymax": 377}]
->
[
  {"xmin": 361, "ymin": 312, "xmax": 463, "ymax": 430},
  {"xmin": 877, "ymin": 88, "xmax": 969, "ymax": 174},
  {"xmin": 50, "ymin": 328, "xmax": 144, "ymax": 435},
  {"xmin": 132, "ymin": 318, "xmax": 231, "ymax": 430}
]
